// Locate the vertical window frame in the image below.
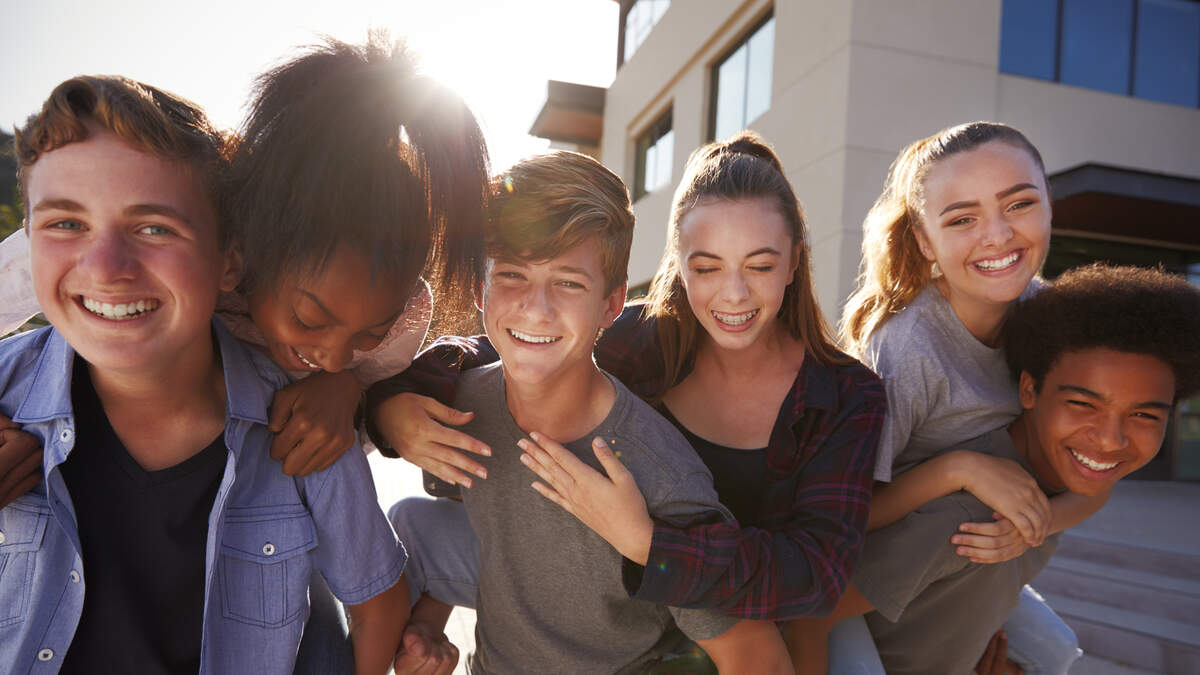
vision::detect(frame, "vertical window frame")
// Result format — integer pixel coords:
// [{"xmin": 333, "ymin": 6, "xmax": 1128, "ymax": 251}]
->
[
  {"xmin": 634, "ymin": 107, "xmax": 674, "ymax": 202},
  {"xmin": 708, "ymin": 11, "xmax": 776, "ymax": 142}
]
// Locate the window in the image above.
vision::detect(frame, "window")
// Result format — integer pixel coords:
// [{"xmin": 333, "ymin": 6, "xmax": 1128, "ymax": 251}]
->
[
  {"xmin": 999, "ymin": 0, "xmax": 1200, "ymax": 108},
  {"xmin": 1134, "ymin": 0, "xmax": 1200, "ymax": 106},
  {"xmin": 623, "ymin": 0, "xmax": 671, "ymax": 64},
  {"xmin": 634, "ymin": 109, "xmax": 674, "ymax": 201},
  {"xmin": 711, "ymin": 14, "xmax": 775, "ymax": 141}
]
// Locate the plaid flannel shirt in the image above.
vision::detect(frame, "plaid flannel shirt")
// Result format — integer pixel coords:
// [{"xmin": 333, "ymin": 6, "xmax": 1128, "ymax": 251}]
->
[{"xmin": 366, "ymin": 304, "xmax": 886, "ymax": 619}]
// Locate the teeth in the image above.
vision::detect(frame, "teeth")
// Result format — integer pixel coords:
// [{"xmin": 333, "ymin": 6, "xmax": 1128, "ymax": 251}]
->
[
  {"xmin": 508, "ymin": 329, "xmax": 561, "ymax": 344},
  {"xmin": 1069, "ymin": 447, "xmax": 1119, "ymax": 472},
  {"xmin": 975, "ymin": 251, "xmax": 1020, "ymax": 271},
  {"xmin": 711, "ymin": 309, "xmax": 758, "ymax": 326},
  {"xmin": 292, "ymin": 348, "xmax": 321, "ymax": 370},
  {"xmin": 82, "ymin": 297, "xmax": 158, "ymax": 321}
]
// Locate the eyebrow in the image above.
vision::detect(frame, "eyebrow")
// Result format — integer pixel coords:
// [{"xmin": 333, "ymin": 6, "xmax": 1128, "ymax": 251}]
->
[
  {"xmin": 1057, "ymin": 384, "xmax": 1173, "ymax": 410},
  {"xmin": 32, "ymin": 199, "xmax": 195, "ymax": 226},
  {"xmin": 687, "ymin": 247, "xmax": 782, "ymax": 262},
  {"xmin": 32, "ymin": 198, "xmax": 86, "ymax": 213},
  {"xmin": 938, "ymin": 183, "xmax": 1040, "ymax": 216},
  {"xmin": 553, "ymin": 264, "xmax": 595, "ymax": 280},
  {"xmin": 125, "ymin": 203, "xmax": 194, "ymax": 226}
]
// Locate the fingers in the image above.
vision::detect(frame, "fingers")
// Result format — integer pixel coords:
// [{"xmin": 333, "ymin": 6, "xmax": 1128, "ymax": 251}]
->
[
  {"xmin": 530, "ymin": 480, "xmax": 573, "ymax": 513},
  {"xmin": 0, "ymin": 413, "xmax": 18, "ymax": 432},
  {"xmin": 518, "ymin": 438, "xmax": 575, "ymax": 495},
  {"xmin": 0, "ymin": 432, "xmax": 43, "ymax": 508},
  {"xmin": 592, "ymin": 437, "xmax": 634, "ymax": 485},
  {"xmin": 394, "ymin": 626, "xmax": 459, "ymax": 675},
  {"xmin": 422, "ymin": 397, "xmax": 476, "ymax": 429},
  {"xmin": 266, "ymin": 386, "xmax": 299, "ymax": 433},
  {"xmin": 425, "ymin": 423, "xmax": 491, "ymax": 459},
  {"xmin": 956, "ymin": 519, "xmax": 1013, "ymax": 537}
]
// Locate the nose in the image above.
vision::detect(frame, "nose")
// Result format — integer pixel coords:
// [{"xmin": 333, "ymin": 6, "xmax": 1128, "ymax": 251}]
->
[
  {"xmin": 981, "ymin": 213, "xmax": 1015, "ymax": 247},
  {"xmin": 519, "ymin": 283, "xmax": 556, "ymax": 322},
  {"xmin": 80, "ymin": 229, "xmax": 138, "ymax": 282},
  {"xmin": 720, "ymin": 270, "xmax": 751, "ymax": 304},
  {"xmin": 311, "ymin": 338, "xmax": 354, "ymax": 373},
  {"xmin": 1090, "ymin": 414, "xmax": 1129, "ymax": 453}
]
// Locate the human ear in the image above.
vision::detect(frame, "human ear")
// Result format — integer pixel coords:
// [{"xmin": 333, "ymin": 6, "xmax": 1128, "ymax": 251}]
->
[
  {"xmin": 220, "ymin": 244, "xmax": 243, "ymax": 293},
  {"xmin": 789, "ymin": 242, "xmax": 802, "ymax": 277},
  {"xmin": 600, "ymin": 283, "xmax": 627, "ymax": 329},
  {"xmin": 912, "ymin": 222, "xmax": 936, "ymax": 263},
  {"xmin": 1018, "ymin": 371, "xmax": 1038, "ymax": 411}
]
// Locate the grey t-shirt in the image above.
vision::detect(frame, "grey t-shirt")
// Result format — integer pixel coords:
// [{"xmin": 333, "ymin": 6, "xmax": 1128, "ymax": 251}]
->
[
  {"xmin": 455, "ymin": 363, "xmax": 738, "ymax": 675},
  {"xmin": 861, "ymin": 283, "xmax": 1039, "ymax": 482},
  {"xmin": 854, "ymin": 428, "xmax": 1060, "ymax": 675}
]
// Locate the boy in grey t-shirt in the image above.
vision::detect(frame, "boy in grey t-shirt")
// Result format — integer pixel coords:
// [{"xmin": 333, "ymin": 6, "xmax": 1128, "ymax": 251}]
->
[{"xmin": 386, "ymin": 152, "xmax": 792, "ymax": 674}]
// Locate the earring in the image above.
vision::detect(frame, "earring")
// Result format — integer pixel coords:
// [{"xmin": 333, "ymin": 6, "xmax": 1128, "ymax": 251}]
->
[{"xmin": 931, "ymin": 262, "xmax": 942, "ymax": 278}]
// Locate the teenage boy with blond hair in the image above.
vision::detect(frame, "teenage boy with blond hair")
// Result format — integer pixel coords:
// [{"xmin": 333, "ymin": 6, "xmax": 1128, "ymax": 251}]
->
[
  {"xmin": 0, "ymin": 75, "xmax": 408, "ymax": 674},
  {"xmin": 385, "ymin": 151, "xmax": 791, "ymax": 674}
]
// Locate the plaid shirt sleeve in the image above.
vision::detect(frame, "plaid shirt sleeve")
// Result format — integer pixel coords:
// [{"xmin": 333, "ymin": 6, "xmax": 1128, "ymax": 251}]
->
[
  {"xmin": 628, "ymin": 361, "xmax": 886, "ymax": 620},
  {"xmin": 364, "ymin": 335, "xmax": 499, "ymax": 456}
]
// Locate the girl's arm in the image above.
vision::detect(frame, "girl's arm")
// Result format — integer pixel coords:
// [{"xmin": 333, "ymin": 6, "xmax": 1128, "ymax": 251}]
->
[
  {"xmin": 953, "ymin": 489, "xmax": 1110, "ymax": 563},
  {"xmin": 868, "ymin": 449, "xmax": 1051, "ymax": 546},
  {"xmin": 522, "ymin": 364, "xmax": 887, "ymax": 620},
  {"xmin": 0, "ymin": 229, "xmax": 42, "ymax": 337}
]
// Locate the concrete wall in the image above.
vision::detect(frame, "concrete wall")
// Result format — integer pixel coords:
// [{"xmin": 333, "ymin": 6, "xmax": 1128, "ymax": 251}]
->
[{"xmin": 602, "ymin": 0, "xmax": 1200, "ymax": 321}]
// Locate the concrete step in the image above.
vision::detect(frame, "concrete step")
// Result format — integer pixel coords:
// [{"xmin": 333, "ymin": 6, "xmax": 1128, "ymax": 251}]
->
[
  {"xmin": 1055, "ymin": 531, "xmax": 1200, "ymax": 580},
  {"xmin": 1042, "ymin": 593, "xmax": 1200, "ymax": 674},
  {"xmin": 1035, "ymin": 556, "xmax": 1200, "ymax": 625}
]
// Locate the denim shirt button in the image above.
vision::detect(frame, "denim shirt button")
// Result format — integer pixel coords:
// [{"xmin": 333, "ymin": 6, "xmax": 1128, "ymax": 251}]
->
[
  {"xmin": 60, "ymin": 428, "xmax": 73, "ymax": 443},
  {"xmin": 262, "ymin": 542, "xmax": 276, "ymax": 556},
  {"xmin": 69, "ymin": 570, "xmax": 81, "ymax": 583},
  {"xmin": 37, "ymin": 648, "xmax": 54, "ymax": 661},
  {"xmin": 0, "ymin": 530, "xmax": 5, "ymax": 544}
]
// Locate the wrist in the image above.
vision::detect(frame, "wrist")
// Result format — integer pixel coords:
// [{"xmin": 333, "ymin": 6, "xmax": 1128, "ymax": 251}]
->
[{"xmin": 626, "ymin": 514, "xmax": 654, "ymax": 566}]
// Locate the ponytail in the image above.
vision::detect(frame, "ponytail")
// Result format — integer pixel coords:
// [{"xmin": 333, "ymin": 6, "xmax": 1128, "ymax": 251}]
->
[{"xmin": 230, "ymin": 32, "xmax": 489, "ymax": 333}]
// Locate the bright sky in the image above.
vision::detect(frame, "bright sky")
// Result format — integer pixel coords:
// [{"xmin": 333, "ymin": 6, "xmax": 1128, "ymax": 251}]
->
[{"xmin": 1, "ymin": 0, "xmax": 617, "ymax": 172}]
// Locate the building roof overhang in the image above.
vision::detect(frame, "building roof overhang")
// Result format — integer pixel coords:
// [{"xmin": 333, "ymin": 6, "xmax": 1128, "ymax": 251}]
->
[
  {"xmin": 1049, "ymin": 164, "xmax": 1200, "ymax": 248},
  {"xmin": 528, "ymin": 80, "xmax": 606, "ymax": 146}
]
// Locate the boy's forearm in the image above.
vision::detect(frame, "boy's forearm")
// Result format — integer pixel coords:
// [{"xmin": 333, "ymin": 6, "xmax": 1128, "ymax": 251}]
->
[
  {"xmin": 1048, "ymin": 489, "xmax": 1110, "ymax": 534},
  {"xmin": 868, "ymin": 451, "xmax": 967, "ymax": 531},
  {"xmin": 346, "ymin": 575, "xmax": 412, "ymax": 675}
]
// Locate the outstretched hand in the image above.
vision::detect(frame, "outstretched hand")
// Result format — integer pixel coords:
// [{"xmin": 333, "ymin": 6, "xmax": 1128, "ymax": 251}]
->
[
  {"xmin": 953, "ymin": 513, "xmax": 1031, "ymax": 563},
  {"xmin": 518, "ymin": 432, "xmax": 654, "ymax": 565},
  {"xmin": 374, "ymin": 392, "xmax": 491, "ymax": 488}
]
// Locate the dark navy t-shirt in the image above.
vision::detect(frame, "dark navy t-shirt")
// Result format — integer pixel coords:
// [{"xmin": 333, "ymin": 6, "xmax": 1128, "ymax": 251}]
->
[{"xmin": 59, "ymin": 359, "xmax": 227, "ymax": 675}]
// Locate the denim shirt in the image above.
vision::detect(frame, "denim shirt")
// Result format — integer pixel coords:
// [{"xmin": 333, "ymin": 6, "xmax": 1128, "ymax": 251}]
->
[{"xmin": 0, "ymin": 321, "xmax": 407, "ymax": 674}]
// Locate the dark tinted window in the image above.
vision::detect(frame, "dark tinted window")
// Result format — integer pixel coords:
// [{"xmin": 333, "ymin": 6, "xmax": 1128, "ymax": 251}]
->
[
  {"xmin": 1134, "ymin": 0, "xmax": 1200, "ymax": 106},
  {"xmin": 1060, "ymin": 0, "xmax": 1135, "ymax": 95},
  {"xmin": 999, "ymin": 0, "xmax": 1059, "ymax": 80}
]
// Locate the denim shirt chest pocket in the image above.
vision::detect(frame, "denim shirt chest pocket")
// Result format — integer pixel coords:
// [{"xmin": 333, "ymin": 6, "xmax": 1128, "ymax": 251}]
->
[
  {"xmin": 0, "ymin": 497, "xmax": 52, "ymax": 628},
  {"xmin": 218, "ymin": 505, "xmax": 317, "ymax": 628}
]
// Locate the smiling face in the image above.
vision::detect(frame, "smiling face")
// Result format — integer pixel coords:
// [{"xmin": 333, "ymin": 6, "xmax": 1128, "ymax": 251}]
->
[
  {"xmin": 914, "ymin": 141, "xmax": 1051, "ymax": 313},
  {"xmin": 25, "ymin": 127, "xmax": 238, "ymax": 376},
  {"xmin": 1018, "ymin": 349, "xmax": 1175, "ymax": 497},
  {"xmin": 245, "ymin": 246, "xmax": 410, "ymax": 374},
  {"xmin": 482, "ymin": 236, "xmax": 625, "ymax": 389},
  {"xmin": 675, "ymin": 197, "xmax": 799, "ymax": 352}
]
